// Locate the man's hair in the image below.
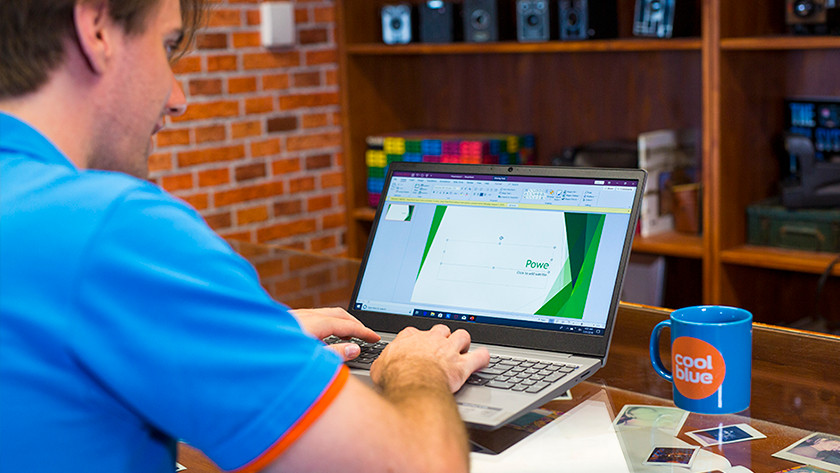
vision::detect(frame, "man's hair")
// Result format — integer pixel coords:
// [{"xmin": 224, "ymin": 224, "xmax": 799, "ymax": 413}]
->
[{"xmin": 0, "ymin": 0, "xmax": 206, "ymax": 99}]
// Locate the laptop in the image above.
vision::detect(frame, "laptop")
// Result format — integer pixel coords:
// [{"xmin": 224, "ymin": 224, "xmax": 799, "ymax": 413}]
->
[{"xmin": 343, "ymin": 162, "xmax": 646, "ymax": 430}]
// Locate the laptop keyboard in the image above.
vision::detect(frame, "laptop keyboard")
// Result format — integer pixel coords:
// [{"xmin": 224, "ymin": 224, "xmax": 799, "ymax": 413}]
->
[
  {"xmin": 323, "ymin": 336, "xmax": 389, "ymax": 370},
  {"xmin": 468, "ymin": 355, "xmax": 580, "ymax": 393},
  {"xmin": 323, "ymin": 336, "xmax": 579, "ymax": 393}
]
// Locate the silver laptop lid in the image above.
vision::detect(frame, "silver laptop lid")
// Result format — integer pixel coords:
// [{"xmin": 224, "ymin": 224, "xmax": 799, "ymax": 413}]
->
[{"xmin": 349, "ymin": 163, "xmax": 646, "ymax": 363}]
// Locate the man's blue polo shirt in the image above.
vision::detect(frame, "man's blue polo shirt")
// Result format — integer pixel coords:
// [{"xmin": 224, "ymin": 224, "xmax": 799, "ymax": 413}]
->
[{"xmin": 0, "ymin": 113, "xmax": 345, "ymax": 472}]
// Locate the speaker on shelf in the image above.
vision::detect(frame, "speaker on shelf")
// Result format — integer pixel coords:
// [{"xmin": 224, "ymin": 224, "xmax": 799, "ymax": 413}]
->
[
  {"xmin": 419, "ymin": 1, "xmax": 460, "ymax": 43},
  {"xmin": 463, "ymin": 0, "xmax": 513, "ymax": 42},
  {"xmin": 786, "ymin": 0, "xmax": 840, "ymax": 35},
  {"xmin": 516, "ymin": 0, "xmax": 555, "ymax": 42},
  {"xmin": 632, "ymin": 0, "xmax": 699, "ymax": 38},
  {"xmin": 558, "ymin": 0, "xmax": 618, "ymax": 40},
  {"xmin": 381, "ymin": 4, "xmax": 415, "ymax": 45}
]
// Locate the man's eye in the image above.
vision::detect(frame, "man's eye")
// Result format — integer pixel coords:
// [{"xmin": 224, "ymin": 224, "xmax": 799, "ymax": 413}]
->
[
  {"xmin": 166, "ymin": 33, "xmax": 185, "ymax": 62},
  {"xmin": 166, "ymin": 39, "xmax": 183, "ymax": 59}
]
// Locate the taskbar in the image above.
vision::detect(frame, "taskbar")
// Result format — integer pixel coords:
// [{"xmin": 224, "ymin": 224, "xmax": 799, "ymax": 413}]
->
[
  {"xmin": 352, "ymin": 303, "xmax": 605, "ymax": 335},
  {"xmin": 410, "ymin": 308, "xmax": 605, "ymax": 336}
]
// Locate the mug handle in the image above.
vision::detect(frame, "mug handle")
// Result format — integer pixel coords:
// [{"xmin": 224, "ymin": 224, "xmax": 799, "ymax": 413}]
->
[{"xmin": 650, "ymin": 319, "xmax": 673, "ymax": 382}]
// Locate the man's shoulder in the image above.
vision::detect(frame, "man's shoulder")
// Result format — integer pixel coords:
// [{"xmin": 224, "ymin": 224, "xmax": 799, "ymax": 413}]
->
[
  {"xmin": 3, "ymin": 155, "xmax": 182, "ymax": 216},
  {"xmin": 1, "ymin": 160, "xmax": 204, "ymax": 258},
  {"xmin": 82, "ymin": 169, "xmax": 175, "ymax": 209}
]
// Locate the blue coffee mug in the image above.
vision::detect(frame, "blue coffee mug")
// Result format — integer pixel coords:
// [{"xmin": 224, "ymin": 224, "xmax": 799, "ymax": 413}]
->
[{"xmin": 649, "ymin": 305, "xmax": 752, "ymax": 414}]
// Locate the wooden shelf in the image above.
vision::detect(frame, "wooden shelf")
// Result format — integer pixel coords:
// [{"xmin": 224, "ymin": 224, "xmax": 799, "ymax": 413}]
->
[
  {"xmin": 632, "ymin": 232, "xmax": 703, "ymax": 259},
  {"xmin": 346, "ymin": 38, "xmax": 702, "ymax": 55},
  {"xmin": 337, "ymin": 0, "xmax": 840, "ymax": 326},
  {"xmin": 721, "ymin": 35, "xmax": 840, "ymax": 50},
  {"xmin": 720, "ymin": 246, "xmax": 840, "ymax": 276}
]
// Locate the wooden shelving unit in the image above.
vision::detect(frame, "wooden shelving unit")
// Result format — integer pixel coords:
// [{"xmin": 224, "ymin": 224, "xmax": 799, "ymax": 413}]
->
[
  {"xmin": 720, "ymin": 246, "xmax": 840, "ymax": 276},
  {"xmin": 632, "ymin": 232, "xmax": 704, "ymax": 259},
  {"xmin": 336, "ymin": 0, "xmax": 840, "ymax": 326},
  {"xmin": 345, "ymin": 37, "xmax": 702, "ymax": 54}
]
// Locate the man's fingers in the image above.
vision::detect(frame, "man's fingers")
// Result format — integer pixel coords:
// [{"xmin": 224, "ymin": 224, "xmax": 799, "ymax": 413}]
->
[
  {"xmin": 430, "ymin": 324, "xmax": 451, "ymax": 336},
  {"xmin": 464, "ymin": 347, "xmax": 490, "ymax": 374},
  {"xmin": 329, "ymin": 319, "xmax": 379, "ymax": 343},
  {"xmin": 321, "ymin": 307, "xmax": 366, "ymax": 324},
  {"xmin": 447, "ymin": 329, "xmax": 472, "ymax": 353},
  {"xmin": 327, "ymin": 342, "xmax": 361, "ymax": 361},
  {"xmin": 292, "ymin": 307, "xmax": 352, "ymax": 319}
]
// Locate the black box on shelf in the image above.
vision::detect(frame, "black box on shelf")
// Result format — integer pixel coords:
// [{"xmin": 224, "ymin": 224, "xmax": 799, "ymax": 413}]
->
[
  {"xmin": 747, "ymin": 198, "xmax": 840, "ymax": 253},
  {"xmin": 419, "ymin": 1, "xmax": 461, "ymax": 43}
]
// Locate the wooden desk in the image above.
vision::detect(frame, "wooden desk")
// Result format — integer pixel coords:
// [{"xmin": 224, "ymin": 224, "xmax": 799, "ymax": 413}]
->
[{"xmin": 178, "ymin": 242, "xmax": 840, "ymax": 472}]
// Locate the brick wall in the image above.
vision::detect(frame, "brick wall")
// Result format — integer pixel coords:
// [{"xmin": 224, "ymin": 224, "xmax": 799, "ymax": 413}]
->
[{"xmin": 149, "ymin": 0, "xmax": 347, "ymax": 255}]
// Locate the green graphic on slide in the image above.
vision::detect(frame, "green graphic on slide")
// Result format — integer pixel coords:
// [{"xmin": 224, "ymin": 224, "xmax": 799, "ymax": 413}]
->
[
  {"xmin": 535, "ymin": 213, "xmax": 606, "ymax": 319},
  {"xmin": 417, "ymin": 206, "xmax": 447, "ymax": 279}
]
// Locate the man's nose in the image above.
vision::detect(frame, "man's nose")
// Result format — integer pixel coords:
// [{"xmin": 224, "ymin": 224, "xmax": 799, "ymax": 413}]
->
[{"xmin": 167, "ymin": 74, "xmax": 187, "ymax": 117}]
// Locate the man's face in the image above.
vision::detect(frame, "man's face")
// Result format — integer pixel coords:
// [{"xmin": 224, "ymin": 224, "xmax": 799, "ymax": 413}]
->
[{"xmin": 87, "ymin": 0, "xmax": 186, "ymax": 179}]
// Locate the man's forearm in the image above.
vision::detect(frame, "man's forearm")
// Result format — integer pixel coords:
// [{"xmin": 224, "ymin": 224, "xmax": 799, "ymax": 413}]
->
[
  {"xmin": 261, "ymin": 324, "xmax": 487, "ymax": 473},
  {"xmin": 377, "ymin": 358, "xmax": 470, "ymax": 473}
]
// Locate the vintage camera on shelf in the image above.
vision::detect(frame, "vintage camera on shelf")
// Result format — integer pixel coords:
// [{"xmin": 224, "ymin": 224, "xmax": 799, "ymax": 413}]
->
[
  {"xmin": 786, "ymin": 0, "xmax": 840, "ymax": 35},
  {"xmin": 558, "ymin": 0, "xmax": 618, "ymax": 40},
  {"xmin": 381, "ymin": 4, "xmax": 415, "ymax": 45},
  {"xmin": 516, "ymin": 0, "xmax": 555, "ymax": 42},
  {"xmin": 633, "ymin": 0, "xmax": 699, "ymax": 38},
  {"xmin": 463, "ymin": 0, "xmax": 515, "ymax": 42}
]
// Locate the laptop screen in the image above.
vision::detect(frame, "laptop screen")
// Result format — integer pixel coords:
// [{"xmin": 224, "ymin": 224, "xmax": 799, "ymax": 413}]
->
[{"xmin": 351, "ymin": 165, "xmax": 642, "ymax": 339}]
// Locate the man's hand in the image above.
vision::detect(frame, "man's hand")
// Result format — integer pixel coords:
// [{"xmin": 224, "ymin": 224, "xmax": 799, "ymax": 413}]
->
[
  {"xmin": 291, "ymin": 307, "xmax": 380, "ymax": 361},
  {"xmin": 371, "ymin": 324, "xmax": 490, "ymax": 393},
  {"xmin": 269, "ymin": 322, "xmax": 489, "ymax": 473}
]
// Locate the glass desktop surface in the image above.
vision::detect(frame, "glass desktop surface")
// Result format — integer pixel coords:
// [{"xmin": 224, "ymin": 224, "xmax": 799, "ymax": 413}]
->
[{"xmin": 172, "ymin": 241, "xmax": 840, "ymax": 473}]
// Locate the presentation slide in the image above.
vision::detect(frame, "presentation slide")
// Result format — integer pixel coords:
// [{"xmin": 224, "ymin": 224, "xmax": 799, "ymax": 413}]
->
[{"xmin": 410, "ymin": 206, "xmax": 605, "ymax": 320}]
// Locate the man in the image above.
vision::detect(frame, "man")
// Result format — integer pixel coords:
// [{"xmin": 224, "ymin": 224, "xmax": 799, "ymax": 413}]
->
[{"xmin": 0, "ymin": 1, "xmax": 489, "ymax": 472}]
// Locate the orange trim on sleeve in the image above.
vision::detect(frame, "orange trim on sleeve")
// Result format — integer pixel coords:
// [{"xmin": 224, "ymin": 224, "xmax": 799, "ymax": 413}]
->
[{"xmin": 231, "ymin": 365, "xmax": 350, "ymax": 473}]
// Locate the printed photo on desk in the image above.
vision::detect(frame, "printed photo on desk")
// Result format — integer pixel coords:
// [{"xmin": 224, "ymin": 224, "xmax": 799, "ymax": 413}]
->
[
  {"xmin": 612, "ymin": 404, "xmax": 688, "ymax": 435},
  {"xmin": 773, "ymin": 433, "xmax": 840, "ymax": 473},
  {"xmin": 643, "ymin": 445, "xmax": 700, "ymax": 468},
  {"xmin": 686, "ymin": 423, "xmax": 766, "ymax": 447},
  {"xmin": 773, "ymin": 466, "xmax": 834, "ymax": 473}
]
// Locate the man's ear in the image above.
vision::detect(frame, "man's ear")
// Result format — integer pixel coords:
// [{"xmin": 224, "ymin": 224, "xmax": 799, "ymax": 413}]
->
[{"xmin": 73, "ymin": 1, "xmax": 113, "ymax": 75}]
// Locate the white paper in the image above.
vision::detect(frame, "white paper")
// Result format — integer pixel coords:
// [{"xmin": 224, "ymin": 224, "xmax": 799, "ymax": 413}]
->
[
  {"xmin": 469, "ymin": 397, "xmax": 739, "ymax": 473},
  {"xmin": 470, "ymin": 399, "xmax": 630, "ymax": 473},
  {"xmin": 616, "ymin": 427, "xmax": 731, "ymax": 473}
]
